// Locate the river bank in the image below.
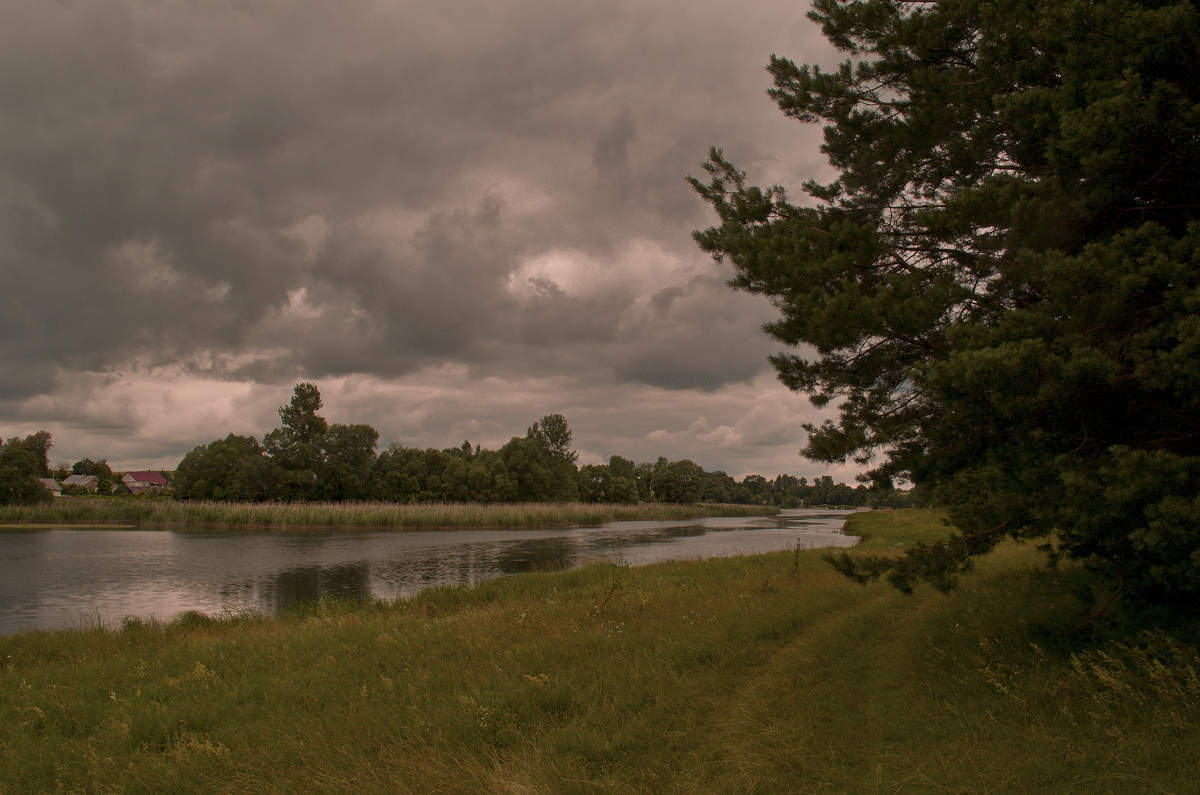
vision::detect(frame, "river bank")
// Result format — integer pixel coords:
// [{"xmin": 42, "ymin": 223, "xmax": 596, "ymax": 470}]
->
[
  {"xmin": 0, "ymin": 499, "xmax": 778, "ymax": 530},
  {"xmin": 0, "ymin": 510, "xmax": 854, "ymax": 634},
  {"xmin": 1, "ymin": 509, "xmax": 1195, "ymax": 791}
]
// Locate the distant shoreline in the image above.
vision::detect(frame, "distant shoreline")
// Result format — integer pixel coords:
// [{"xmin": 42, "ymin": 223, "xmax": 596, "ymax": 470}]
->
[{"xmin": 0, "ymin": 499, "xmax": 781, "ymax": 531}]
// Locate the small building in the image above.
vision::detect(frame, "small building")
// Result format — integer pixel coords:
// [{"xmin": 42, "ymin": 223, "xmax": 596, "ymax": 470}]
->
[
  {"xmin": 37, "ymin": 478, "xmax": 63, "ymax": 497},
  {"xmin": 63, "ymin": 474, "xmax": 99, "ymax": 492},
  {"xmin": 122, "ymin": 471, "xmax": 169, "ymax": 495}
]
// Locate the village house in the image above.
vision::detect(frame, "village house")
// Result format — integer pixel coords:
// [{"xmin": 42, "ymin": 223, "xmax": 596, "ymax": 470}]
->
[
  {"xmin": 37, "ymin": 478, "xmax": 63, "ymax": 497},
  {"xmin": 121, "ymin": 471, "xmax": 169, "ymax": 495},
  {"xmin": 63, "ymin": 474, "xmax": 99, "ymax": 492}
]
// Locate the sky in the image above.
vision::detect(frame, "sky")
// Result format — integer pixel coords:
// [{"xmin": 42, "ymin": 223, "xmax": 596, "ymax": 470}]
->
[{"xmin": 1, "ymin": 0, "xmax": 863, "ymax": 482}]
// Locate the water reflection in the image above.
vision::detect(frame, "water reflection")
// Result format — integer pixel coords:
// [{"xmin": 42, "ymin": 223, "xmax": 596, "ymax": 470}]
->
[
  {"xmin": 0, "ymin": 509, "xmax": 857, "ymax": 634},
  {"xmin": 269, "ymin": 563, "xmax": 373, "ymax": 610},
  {"xmin": 494, "ymin": 536, "xmax": 578, "ymax": 574}
]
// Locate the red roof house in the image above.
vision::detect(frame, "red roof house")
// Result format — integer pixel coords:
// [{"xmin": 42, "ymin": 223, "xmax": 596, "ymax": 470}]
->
[{"xmin": 122, "ymin": 471, "xmax": 169, "ymax": 494}]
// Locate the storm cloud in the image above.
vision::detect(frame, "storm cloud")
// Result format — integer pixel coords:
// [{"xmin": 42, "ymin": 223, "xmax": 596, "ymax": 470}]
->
[{"xmin": 1, "ymin": 0, "xmax": 859, "ymax": 480}]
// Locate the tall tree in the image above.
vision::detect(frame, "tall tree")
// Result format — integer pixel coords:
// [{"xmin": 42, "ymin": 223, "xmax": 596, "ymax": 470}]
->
[
  {"xmin": 691, "ymin": 0, "xmax": 1200, "ymax": 607},
  {"xmin": 527, "ymin": 414, "xmax": 579, "ymax": 464},
  {"xmin": 263, "ymin": 382, "xmax": 329, "ymax": 500},
  {"xmin": 525, "ymin": 414, "xmax": 581, "ymax": 500}
]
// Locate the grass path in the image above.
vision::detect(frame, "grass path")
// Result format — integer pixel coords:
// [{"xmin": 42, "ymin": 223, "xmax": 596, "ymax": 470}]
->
[{"xmin": 1, "ymin": 509, "xmax": 1197, "ymax": 792}]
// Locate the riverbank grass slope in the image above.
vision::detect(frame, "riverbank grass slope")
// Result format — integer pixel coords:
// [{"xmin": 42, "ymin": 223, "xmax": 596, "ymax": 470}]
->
[{"xmin": 2, "ymin": 509, "xmax": 1197, "ymax": 791}]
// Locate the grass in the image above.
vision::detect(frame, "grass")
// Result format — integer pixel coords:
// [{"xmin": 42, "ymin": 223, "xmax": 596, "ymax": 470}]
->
[
  {"xmin": 1, "ymin": 509, "xmax": 1196, "ymax": 792},
  {"xmin": 841, "ymin": 506, "xmax": 955, "ymax": 549},
  {"xmin": 0, "ymin": 499, "xmax": 778, "ymax": 530}
]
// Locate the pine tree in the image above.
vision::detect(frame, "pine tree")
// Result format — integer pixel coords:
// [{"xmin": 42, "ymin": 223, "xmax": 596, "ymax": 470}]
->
[{"xmin": 691, "ymin": 0, "xmax": 1200, "ymax": 608}]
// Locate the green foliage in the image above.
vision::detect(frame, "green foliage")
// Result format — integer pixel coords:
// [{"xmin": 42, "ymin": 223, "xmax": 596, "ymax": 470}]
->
[
  {"xmin": 70, "ymin": 457, "xmax": 111, "ymax": 478},
  {"xmin": 0, "ymin": 468, "xmax": 47, "ymax": 506},
  {"xmin": 577, "ymin": 463, "xmax": 639, "ymax": 504},
  {"xmin": 500, "ymin": 436, "xmax": 566, "ymax": 501},
  {"xmin": 692, "ymin": 0, "xmax": 1200, "ymax": 607},
  {"xmin": 650, "ymin": 459, "xmax": 706, "ymax": 504},
  {"xmin": 173, "ymin": 384, "xmax": 382, "ymax": 502},
  {"xmin": 70, "ymin": 458, "xmax": 114, "ymax": 495},
  {"xmin": 167, "ymin": 383, "xmax": 903, "ymax": 507},
  {"xmin": 316, "ymin": 423, "xmax": 379, "ymax": 500},
  {"xmin": 527, "ymin": 413, "xmax": 578, "ymax": 464},
  {"xmin": 0, "ymin": 433, "xmax": 54, "ymax": 505},
  {"xmin": 522, "ymin": 414, "xmax": 581, "ymax": 501},
  {"xmin": 262, "ymin": 382, "xmax": 330, "ymax": 500},
  {"xmin": 172, "ymin": 435, "xmax": 275, "ymax": 501}
]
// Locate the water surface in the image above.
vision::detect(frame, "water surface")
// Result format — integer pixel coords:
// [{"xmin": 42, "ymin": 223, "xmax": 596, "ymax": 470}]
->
[{"xmin": 0, "ymin": 509, "xmax": 856, "ymax": 634}]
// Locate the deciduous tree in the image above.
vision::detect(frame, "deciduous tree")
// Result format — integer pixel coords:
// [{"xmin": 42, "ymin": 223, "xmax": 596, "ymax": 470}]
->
[
  {"xmin": 173, "ymin": 434, "xmax": 275, "ymax": 501},
  {"xmin": 71, "ymin": 458, "xmax": 114, "ymax": 495},
  {"xmin": 263, "ymin": 382, "xmax": 329, "ymax": 500},
  {"xmin": 0, "ymin": 432, "xmax": 53, "ymax": 505},
  {"xmin": 528, "ymin": 414, "xmax": 579, "ymax": 464},
  {"xmin": 650, "ymin": 459, "xmax": 706, "ymax": 504},
  {"xmin": 524, "ymin": 414, "xmax": 581, "ymax": 501},
  {"xmin": 317, "ymin": 423, "xmax": 380, "ymax": 500}
]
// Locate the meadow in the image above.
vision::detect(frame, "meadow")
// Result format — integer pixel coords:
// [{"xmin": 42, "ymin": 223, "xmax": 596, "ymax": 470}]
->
[
  {"xmin": 0, "ymin": 499, "xmax": 775, "ymax": 530},
  {"xmin": 1, "ymin": 509, "xmax": 1196, "ymax": 792}
]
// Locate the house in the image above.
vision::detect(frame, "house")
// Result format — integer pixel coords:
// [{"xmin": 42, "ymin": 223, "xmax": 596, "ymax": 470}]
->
[
  {"xmin": 37, "ymin": 478, "xmax": 63, "ymax": 497},
  {"xmin": 63, "ymin": 474, "xmax": 99, "ymax": 492},
  {"xmin": 122, "ymin": 471, "xmax": 169, "ymax": 495}
]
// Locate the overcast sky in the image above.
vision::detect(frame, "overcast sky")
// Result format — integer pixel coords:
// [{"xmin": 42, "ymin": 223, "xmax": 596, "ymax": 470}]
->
[{"xmin": 0, "ymin": 0, "xmax": 862, "ymax": 482}]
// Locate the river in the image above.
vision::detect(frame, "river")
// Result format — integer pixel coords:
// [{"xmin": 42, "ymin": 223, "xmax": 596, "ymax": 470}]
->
[{"xmin": 0, "ymin": 508, "xmax": 857, "ymax": 635}]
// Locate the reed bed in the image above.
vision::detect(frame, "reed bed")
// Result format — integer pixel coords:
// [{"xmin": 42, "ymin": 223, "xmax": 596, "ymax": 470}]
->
[{"xmin": 0, "ymin": 499, "xmax": 777, "ymax": 530}]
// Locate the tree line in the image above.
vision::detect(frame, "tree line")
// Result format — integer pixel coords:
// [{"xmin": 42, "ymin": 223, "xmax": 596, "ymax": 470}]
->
[
  {"xmin": 168, "ymin": 383, "xmax": 911, "ymax": 506},
  {"xmin": 2, "ymin": 384, "xmax": 912, "ymax": 507},
  {"xmin": 0, "ymin": 433, "xmax": 121, "ymax": 502}
]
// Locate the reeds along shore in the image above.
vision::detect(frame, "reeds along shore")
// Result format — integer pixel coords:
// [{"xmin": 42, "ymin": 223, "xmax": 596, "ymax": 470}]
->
[{"xmin": 0, "ymin": 499, "xmax": 779, "ymax": 529}]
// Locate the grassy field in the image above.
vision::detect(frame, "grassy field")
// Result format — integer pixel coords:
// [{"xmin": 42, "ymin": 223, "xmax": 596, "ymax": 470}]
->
[
  {"xmin": 1, "ymin": 508, "xmax": 1196, "ymax": 792},
  {"xmin": 0, "ymin": 499, "xmax": 777, "ymax": 530}
]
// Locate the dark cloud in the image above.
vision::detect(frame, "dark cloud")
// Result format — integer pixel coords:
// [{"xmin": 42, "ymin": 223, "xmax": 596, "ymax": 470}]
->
[
  {"xmin": 593, "ymin": 109, "xmax": 638, "ymax": 175},
  {"xmin": 608, "ymin": 275, "xmax": 780, "ymax": 391},
  {"xmin": 1, "ymin": 0, "xmax": 849, "ymax": 478}
]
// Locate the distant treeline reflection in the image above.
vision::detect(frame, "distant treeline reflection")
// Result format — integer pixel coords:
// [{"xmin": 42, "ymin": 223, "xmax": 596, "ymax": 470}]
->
[{"xmin": 238, "ymin": 536, "xmax": 583, "ymax": 613}]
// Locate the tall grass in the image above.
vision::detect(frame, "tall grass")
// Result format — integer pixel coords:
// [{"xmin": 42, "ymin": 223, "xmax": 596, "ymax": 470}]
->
[
  {"xmin": 0, "ymin": 499, "xmax": 777, "ymax": 530},
  {"xmin": 1, "ymin": 508, "xmax": 1194, "ymax": 791}
]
